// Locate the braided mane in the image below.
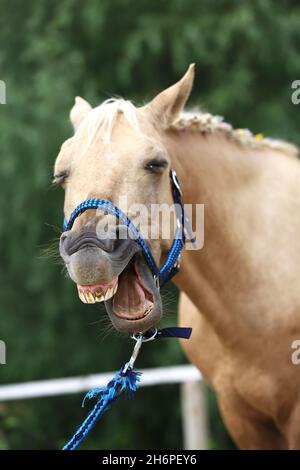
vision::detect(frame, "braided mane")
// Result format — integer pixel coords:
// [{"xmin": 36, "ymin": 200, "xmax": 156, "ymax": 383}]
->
[{"xmin": 171, "ymin": 111, "xmax": 298, "ymax": 157}]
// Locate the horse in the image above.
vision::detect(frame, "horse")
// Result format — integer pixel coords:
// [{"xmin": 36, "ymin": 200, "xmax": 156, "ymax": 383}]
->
[{"xmin": 54, "ymin": 64, "xmax": 300, "ymax": 449}]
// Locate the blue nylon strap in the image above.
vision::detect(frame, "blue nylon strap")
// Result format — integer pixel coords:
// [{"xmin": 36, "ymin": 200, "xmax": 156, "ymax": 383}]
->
[
  {"xmin": 62, "ymin": 170, "xmax": 187, "ymax": 287},
  {"xmin": 140, "ymin": 326, "xmax": 192, "ymax": 340},
  {"xmin": 156, "ymin": 327, "xmax": 192, "ymax": 339},
  {"xmin": 64, "ymin": 198, "xmax": 160, "ymax": 280}
]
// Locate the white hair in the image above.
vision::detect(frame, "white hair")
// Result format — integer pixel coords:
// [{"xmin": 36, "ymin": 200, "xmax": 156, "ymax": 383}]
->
[{"xmin": 76, "ymin": 98, "xmax": 142, "ymax": 150}]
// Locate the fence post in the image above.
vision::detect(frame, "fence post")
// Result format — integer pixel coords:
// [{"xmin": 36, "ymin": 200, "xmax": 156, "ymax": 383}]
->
[{"xmin": 181, "ymin": 380, "xmax": 209, "ymax": 450}]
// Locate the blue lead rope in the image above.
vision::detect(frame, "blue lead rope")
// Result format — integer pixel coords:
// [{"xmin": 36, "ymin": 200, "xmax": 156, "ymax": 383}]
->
[
  {"xmin": 63, "ymin": 367, "xmax": 141, "ymax": 451},
  {"xmin": 62, "ymin": 327, "xmax": 192, "ymax": 451}
]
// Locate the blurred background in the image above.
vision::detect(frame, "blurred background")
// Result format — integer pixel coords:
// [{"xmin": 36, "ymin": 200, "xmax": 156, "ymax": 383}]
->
[{"xmin": 0, "ymin": 0, "xmax": 299, "ymax": 450}]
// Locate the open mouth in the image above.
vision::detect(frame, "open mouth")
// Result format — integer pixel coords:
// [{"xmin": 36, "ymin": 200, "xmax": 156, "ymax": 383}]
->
[{"xmin": 77, "ymin": 255, "xmax": 156, "ymax": 325}]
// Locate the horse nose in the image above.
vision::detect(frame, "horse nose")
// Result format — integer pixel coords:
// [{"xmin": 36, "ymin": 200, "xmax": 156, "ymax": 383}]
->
[{"xmin": 60, "ymin": 226, "xmax": 129, "ymax": 256}]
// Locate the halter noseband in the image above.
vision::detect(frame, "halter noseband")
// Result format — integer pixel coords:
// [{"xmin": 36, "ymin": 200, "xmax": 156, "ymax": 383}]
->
[{"xmin": 63, "ymin": 169, "xmax": 186, "ymax": 288}]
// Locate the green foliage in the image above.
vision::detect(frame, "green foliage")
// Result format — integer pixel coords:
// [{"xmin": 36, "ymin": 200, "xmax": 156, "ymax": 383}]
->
[{"xmin": 0, "ymin": 0, "xmax": 299, "ymax": 449}]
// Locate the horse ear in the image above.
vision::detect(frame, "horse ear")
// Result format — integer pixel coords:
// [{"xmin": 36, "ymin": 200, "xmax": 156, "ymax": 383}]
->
[
  {"xmin": 147, "ymin": 64, "xmax": 195, "ymax": 127},
  {"xmin": 70, "ymin": 96, "xmax": 92, "ymax": 131}
]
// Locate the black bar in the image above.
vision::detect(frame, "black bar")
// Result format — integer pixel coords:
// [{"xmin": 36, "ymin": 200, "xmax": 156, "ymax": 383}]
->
[{"xmin": 0, "ymin": 450, "xmax": 298, "ymax": 467}]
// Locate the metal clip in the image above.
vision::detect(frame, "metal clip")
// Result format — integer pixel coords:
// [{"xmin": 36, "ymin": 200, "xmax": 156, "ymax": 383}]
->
[
  {"xmin": 171, "ymin": 169, "xmax": 183, "ymax": 197},
  {"xmin": 123, "ymin": 328, "xmax": 159, "ymax": 373},
  {"xmin": 153, "ymin": 275, "xmax": 160, "ymax": 291},
  {"xmin": 133, "ymin": 328, "xmax": 158, "ymax": 343},
  {"xmin": 123, "ymin": 335, "xmax": 143, "ymax": 373}
]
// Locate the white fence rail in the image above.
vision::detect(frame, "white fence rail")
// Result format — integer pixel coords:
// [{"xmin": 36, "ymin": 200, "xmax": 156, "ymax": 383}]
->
[{"xmin": 0, "ymin": 365, "xmax": 208, "ymax": 449}]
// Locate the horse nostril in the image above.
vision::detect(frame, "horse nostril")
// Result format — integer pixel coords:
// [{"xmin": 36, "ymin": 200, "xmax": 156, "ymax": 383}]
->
[
  {"xmin": 60, "ymin": 233, "xmax": 68, "ymax": 244},
  {"xmin": 59, "ymin": 233, "xmax": 70, "ymax": 254}
]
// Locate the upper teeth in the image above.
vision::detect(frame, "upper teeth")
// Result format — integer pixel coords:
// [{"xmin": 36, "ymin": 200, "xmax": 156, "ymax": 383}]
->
[{"xmin": 78, "ymin": 283, "xmax": 118, "ymax": 304}]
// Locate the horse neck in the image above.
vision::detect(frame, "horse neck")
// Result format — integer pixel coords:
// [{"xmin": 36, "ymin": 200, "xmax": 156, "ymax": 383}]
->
[{"xmin": 162, "ymin": 129, "xmax": 291, "ymax": 341}]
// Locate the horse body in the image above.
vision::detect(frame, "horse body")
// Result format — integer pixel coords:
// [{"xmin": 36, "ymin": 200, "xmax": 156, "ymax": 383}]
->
[
  {"xmin": 55, "ymin": 64, "xmax": 300, "ymax": 449},
  {"xmin": 164, "ymin": 129, "xmax": 300, "ymax": 448}
]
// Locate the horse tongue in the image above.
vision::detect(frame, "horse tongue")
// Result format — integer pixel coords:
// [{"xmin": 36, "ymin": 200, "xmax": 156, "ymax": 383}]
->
[{"xmin": 113, "ymin": 268, "xmax": 146, "ymax": 318}]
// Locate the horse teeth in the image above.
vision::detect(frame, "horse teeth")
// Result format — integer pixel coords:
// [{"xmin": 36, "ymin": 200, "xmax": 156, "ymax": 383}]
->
[
  {"xmin": 78, "ymin": 282, "xmax": 118, "ymax": 304},
  {"xmin": 104, "ymin": 289, "xmax": 110, "ymax": 301},
  {"xmin": 95, "ymin": 293, "xmax": 105, "ymax": 303},
  {"xmin": 112, "ymin": 283, "xmax": 118, "ymax": 295},
  {"xmin": 78, "ymin": 290, "xmax": 87, "ymax": 304},
  {"xmin": 104, "ymin": 288, "xmax": 114, "ymax": 301},
  {"xmin": 85, "ymin": 290, "xmax": 96, "ymax": 304},
  {"xmin": 143, "ymin": 305, "xmax": 153, "ymax": 316}
]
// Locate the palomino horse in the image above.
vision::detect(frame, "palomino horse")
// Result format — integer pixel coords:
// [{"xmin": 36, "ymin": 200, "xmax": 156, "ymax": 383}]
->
[{"xmin": 55, "ymin": 64, "xmax": 300, "ymax": 449}]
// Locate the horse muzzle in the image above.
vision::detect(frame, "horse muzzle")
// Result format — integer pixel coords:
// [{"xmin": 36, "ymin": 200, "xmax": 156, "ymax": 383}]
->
[
  {"xmin": 59, "ymin": 230, "xmax": 162, "ymax": 333},
  {"xmin": 59, "ymin": 171, "xmax": 185, "ymax": 333}
]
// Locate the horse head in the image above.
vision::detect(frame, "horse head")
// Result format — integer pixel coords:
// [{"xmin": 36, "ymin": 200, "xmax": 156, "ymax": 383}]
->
[{"xmin": 55, "ymin": 65, "xmax": 195, "ymax": 333}]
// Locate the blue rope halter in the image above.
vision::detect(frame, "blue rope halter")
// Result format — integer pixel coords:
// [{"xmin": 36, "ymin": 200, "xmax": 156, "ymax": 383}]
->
[
  {"xmin": 61, "ymin": 169, "xmax": 194, "ymax": 450},
  {"xmin": 63, "ymin": 169, "xmax": 186, "ymax": 288}
]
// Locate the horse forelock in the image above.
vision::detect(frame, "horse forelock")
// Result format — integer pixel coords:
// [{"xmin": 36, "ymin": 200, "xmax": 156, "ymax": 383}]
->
[{"xmin": 75, "ymin": 98, "xmax": 145, "ymax": 152}]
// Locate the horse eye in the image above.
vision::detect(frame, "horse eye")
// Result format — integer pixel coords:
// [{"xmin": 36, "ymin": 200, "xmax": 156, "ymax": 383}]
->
[
  {"xmin": 144, "ymin": 159, "xmax": 168, "ymax": 173},
  {"xmin": 53, "ymin": 171, "xmax": 69, "ymax": 186}
]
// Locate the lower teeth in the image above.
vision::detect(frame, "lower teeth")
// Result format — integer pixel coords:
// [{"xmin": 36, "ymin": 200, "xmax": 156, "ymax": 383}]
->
[{"xmin": 144, "ymin": 306, "xmax": 153, "ymax": 316}]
